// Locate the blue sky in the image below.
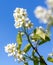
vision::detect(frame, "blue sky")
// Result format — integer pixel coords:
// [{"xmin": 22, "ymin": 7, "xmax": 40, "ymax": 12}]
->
[{"xmin": 0, "ymin": 0, "xmax": 53, "ymax": 65}]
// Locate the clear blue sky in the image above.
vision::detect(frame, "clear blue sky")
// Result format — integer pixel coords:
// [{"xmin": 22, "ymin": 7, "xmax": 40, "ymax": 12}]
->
[{"xmin": 0, "ymin": 0, "xmax": 53, "ymax": 65}]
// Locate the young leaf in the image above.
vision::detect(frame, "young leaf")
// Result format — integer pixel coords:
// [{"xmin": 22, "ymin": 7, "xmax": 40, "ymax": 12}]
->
[
  {"xmin": 32, "ymin": 50, "xmax": 36, "ymax": 56},
  {"xmin": 33, "ymin": 28, "xmax": 50, "ymax": 45},
  {"xmin": 31, "ymin": 34, "xmax": 41, "ymax": 41},
  {"xmin": 47, "ymin": 57, "xmax": 53, "ymax": 63},
  {"xmin": 36, "ymin": 28, "xmax": 46, "ymax": 40},
  {"xmin": 33, "ymin": 56, "xmax": 39, "ymax": 65},
  {"xmin": 16, "ymin": 32, "xmax": 22, "ymax": 49},
  {"xmin": 32, "ymin": 50, "xmax": 39, "ymax": 65},
  {"xmin": 40, "ymin": 57, "xmax": 46, "ymax": 65},
  {"xmin": 23, "ymin": 43, "xmax": 31, "ymax": 53},
  {"xmin": 24, "ymin": 62, "xmax": 28, "ymax": 65},
  {"xmin": 39, "ymin": 35, "xmax": 50, "ymax": 45},
  {"xmin": 33, "ymin": 60, "xmax": 38, "ymax": 65}
]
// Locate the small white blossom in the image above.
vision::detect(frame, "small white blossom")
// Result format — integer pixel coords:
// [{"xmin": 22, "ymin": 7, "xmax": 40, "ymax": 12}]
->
[
  {"xmin": 30, "ymin": 33, "xmax": 34, "ymax": 37},
  {"xmin": 46, "ymin": 0, "xmax": 53, "ymax": 8},
  {"xmin": 5, "ymin": 43, "xmax": 16, "ymax": 56},
  {"xmin": 25, "ymin": 21, "xmax": 33, "ymax": 29},
  {"xmin": 20, "ymin": 32, "xmax": 24, "ymax": 36},
  {"xmin": 34, "ymin": 6, "xmax": 48, "ymax": 23},
  {"xmin": 13, "ymin": 8, "xmax": 33, "ymax": 29},
  {"xmin": 14, "ymin": 8, "xmax": 27, "ymax": 16},
  {"xmin": 14, "ymin": 51, "xmax": 25, "ymax": 62},
  {"xmin": 38, "ymin": 26, "xmax": 45, "ymax": 32},
  {"xmin": 30, "ymin": 33, "xmax": 35, "ymax": 42},
  {"xmin": 39, "ymin": 26, "xmax": 43, "ymax": 29},
  {"xmin": 14, "ymin": 21, "xmax": 23, "ymax": 28},
  {"xmin": 34, "ymin": 6, "xmax": 52, "ymax": 24},
  {"xmin": 21, "ymin": 51, "xmax": 25, "ymax": 55},
  {"xmin": 34, "ymin": 6, "xmax": 47, "ymax": 19},
  {"xmin": 13, "ymin": 8, "xmax": 27, "ymax": 28},
  {"xmin": 48, "ymin": 53, "xmax": 53, "ymax": 57},
  {"xmin": 16, "ymin": 53, "xmax": 23, "ymax": 60}
]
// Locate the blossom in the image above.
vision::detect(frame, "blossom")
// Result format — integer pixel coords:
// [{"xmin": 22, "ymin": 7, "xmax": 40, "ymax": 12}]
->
[
  {"xmin": 13, "ymin": 8, "xmax": 33, "ymax": 29},
  {"xmin": 5, "ymin": 43, "xmax": 16, "ymax": 56},
  {"xmin": 25, "ymin": 20, "xmax": 33, "ymax": 29},
  {"xmin": 46, "ymin": 0, "xmax": 53, "ymax": 8},
  {"xmin": 14, "ymin": 51, "xmax": 25, "ymax": 62},
  {"xmin": 34, "ymin": 6, "xmax": 47, "ymax": 18},
  {"xmin": 30, "ymin": 33, "xmax": 35, "ymax": 42},
  {"xmin": 48, "ymin": 53, "xmax": 53, "ymax": 57},
  {"xmin": 34, "ymin": 6, "xmax": 48, "ymax": 23},
  {"xmin": 34, "ymin": 6, "xmax": 52, "ymax": 24},
  {"xmin": 14, "ymin": 21, "xmax": 23, "ymax": 28},
  {"xmin": 39, "ymin": 26, "xmax": 43, "ymax": 29},
  {"xmin": 5, "ymin": 42, "xmax": 25, "ymax": 62},
  {"xmin": 13, "ymin": 8, "xmax": 27, "ymax": 28},
  {"xmin": 14, "ymin": 8, "xmax": 27, "ymax": 16}
]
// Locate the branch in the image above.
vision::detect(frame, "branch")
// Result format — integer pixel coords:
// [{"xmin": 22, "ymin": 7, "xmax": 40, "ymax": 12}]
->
[{"xmin": 23, "ymin": 27, "xmax": 47, "ymax": 65}]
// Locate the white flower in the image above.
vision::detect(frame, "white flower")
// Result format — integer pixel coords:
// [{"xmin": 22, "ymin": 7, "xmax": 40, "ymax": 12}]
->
[
  {"xmin": 16, "ymin": 53, "xmax": 23, "ymax": 60},
  {"xmin": 48, "ymin": 53, "xmax": 53, "ymax": 57},
  {"xmin": 46, "ymin": 0, "xmax": 53, "ymax": 8},
  {"xmin": 38, "ymin": 26, "xmax": 47, "ymax": 33},
  {"xmin": 34, "ymin": 6, "xmax": 48, "ymax": 23},
  {"xmin": 25, "ymin": 21, "xmax": 33, "ymax": 29},
  {"xmin": 13, "ymin": 8, "xmax": 33, "ymax": 29},
  {"xmin": 34, "ymin": 6, "xmax": 52, "ymax": 24},
  {"xmin": 34, "ymin": 6, "xmax": 47, "ymax": 19},
  {"xmin": 21, "ymin": 51, "xmax": 25, "ymax": 55},
  {"xmin": 14, "ymin": 51, "xmax": 25, "ymax": 62},
  {"xmin": 30, "ymin": 33, "xmax": 34, "ymax": 37},
  {"xmin": 34, "ymin": 6, "xmax": 47, "ymax": 23},
  {"xmin": 5, "ymin": 43, "xmax": 16, "ymax": 56},
  {"xmin": 14, "ymin": 21, "xmax": 23, "ymax": 28},
  {"xmin": 14, "ymin": 8, "xmax": 27, "ymax": 16},
  {"xmin": 30, "ymin": 33, "xmax": 35, "ymax": 42},
  {"xmin": 13, "ymin": 8, "xmax": 28, "ymax": 28},
  {"xmin": 39, "ymin": 26, "xmax": 43, "ymax": 29}
]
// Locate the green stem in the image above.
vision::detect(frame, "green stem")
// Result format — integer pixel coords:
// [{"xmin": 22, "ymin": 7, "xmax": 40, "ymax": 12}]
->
[
  {"xmin": 23, "ymin": 27, "xmax": 47, "ymax": 65},
  {"xmin": 24, "ymin": 54, "xmax": 33, "ymax": 60}
]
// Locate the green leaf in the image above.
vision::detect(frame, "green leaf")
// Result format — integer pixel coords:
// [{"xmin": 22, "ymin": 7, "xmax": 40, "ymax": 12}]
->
[
  {"xmin": 36, "ymin": 28, "xmax": 46, "ymax": 40},
  {"xmin": 16, "ymin": 32, "xmax": 22, "ymax": 49},
  {"xmin": 24, "ymin": 62, "xmax": 28, "ymax": 65},
  {"xmin": 39, "ymin": 35, "xmax": 50, "ymax": 45},
  {"xmin": 47, "ymin": 57, "xmax": 53, "ymax": 62},
  {"xmin": 31, "ymin": 34, "xmax": 41, "ymax": 41},
  {"xmin": 32, "ymin": 28, "xmax": 50, "ymax": 45},
  {"xmin": 32, "ymin": 51, "xmax": 39, "ymax": 65},
  {"xmin": 33, "ymin": 56, "xmax": 39, "ymax": 65},
  {"xmin": 23, "ymin": 43, "xmax": 31, "ymax": 53},
  {"xmin": 32, "ymin": 50, "xmax": 36, "ymax": 56},
  {"xmin": 33, "ymin": 60, "xmax": 38, "ymax": 65},
  {"xmin": 40, "ymin": 57, "xmax": 46, "ymax": 65},
  {"xmin": 36, "ymin": 28, "xmax": 50, "ymax": 40}
]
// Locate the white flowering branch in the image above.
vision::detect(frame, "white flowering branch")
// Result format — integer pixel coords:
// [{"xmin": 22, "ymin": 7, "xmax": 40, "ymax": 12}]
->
[{"xmin": 5, "ymin": 0, "xmax": 53, "ymax": 65}]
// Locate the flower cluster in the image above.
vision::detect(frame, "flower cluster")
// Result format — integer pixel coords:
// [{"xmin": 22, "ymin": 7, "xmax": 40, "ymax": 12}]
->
[
  {"xmin": 13, "ymin": 8, "xmax": 33, "ymax": 29},
  {"xmin": 5, "ymin": 43, "xmax": 16, "ymax": 56},
  {"xmin": 46, "ymin": 0, "xmax": 53, "ymax": 8},
  {"xmin": 34, "ymin": 0, "xmax": 53, "ymax": 24},
  {"xmin": 5, "ymin": 43, "xmax": 25, "ymax": 62},
  {"xmin": 14, "ymin": 51, "xmax": 25, "ymax": 62}
]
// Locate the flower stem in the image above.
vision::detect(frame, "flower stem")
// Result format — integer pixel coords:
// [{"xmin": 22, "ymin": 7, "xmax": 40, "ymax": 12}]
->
[{"xmin": 23, "ymin": 27, "xmax": 47, "ymax": 65}]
